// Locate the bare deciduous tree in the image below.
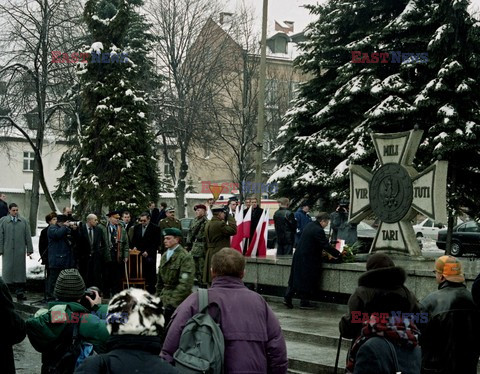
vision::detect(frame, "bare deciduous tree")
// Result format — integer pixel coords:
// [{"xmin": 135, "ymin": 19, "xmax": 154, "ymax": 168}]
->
[
  {"xmin": 146, "ymin": 0, "xmax": 238, "ymax": 217},
  {"xmin": 0, "ymin": 0, "xmax": 86, "ymax": 231}
]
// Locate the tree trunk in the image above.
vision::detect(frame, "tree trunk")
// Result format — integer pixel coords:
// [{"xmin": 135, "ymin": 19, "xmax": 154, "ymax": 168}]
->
[
  {"xmin": 29, "ymin": 165, "xmax": 41, "ymax": 235},
  {"xmin": 176, "ymin": 151, "xmax": 188, "ymax": 218}
]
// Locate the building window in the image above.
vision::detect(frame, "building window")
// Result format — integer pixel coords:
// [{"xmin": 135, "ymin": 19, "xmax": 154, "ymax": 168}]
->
[
  {"xmin": 163, "ymin": 161, "xmax": 171, "ymax": 175},
  {"xmin": 203, "ymin": 143, "xmax": 211, "ymax": 158},
  {"xmin": 266, "ymin": 79, "xmax": 278, "ymax": 107},
  {"xmin": 23, "ymin": 151, "xmax": 35, "ymax": 171},
  {"xmin": 289, "ymin": 81, "xmax": 300, "ymax": 102}
]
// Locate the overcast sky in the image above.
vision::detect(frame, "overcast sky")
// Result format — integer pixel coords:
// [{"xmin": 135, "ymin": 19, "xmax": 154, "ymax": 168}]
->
[{"xmin": 226, "ymin": 0, "xmax": 480, "ymax": 34}]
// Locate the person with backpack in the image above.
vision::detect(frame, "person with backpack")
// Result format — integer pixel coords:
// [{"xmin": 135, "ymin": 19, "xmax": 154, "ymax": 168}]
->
[
  {"xmin": 75, "ymin": 288, "xmax": 178, "ymax": 373},
  {"xmin": 161, "ymin": 247, "xmax": 288, "ymax": 373},
  {"xmin": 26, "ymin": 269, "xmax": 110, "ymax": 373}
]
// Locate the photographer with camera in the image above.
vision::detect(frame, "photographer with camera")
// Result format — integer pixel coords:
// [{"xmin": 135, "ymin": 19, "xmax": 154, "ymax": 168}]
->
[
  {"xmin": 330, "ymin": 199, "xmax": 357, "ymax": 246},
  {"xmin": 26, "ymin": 269, "xmax": 110, "ymax": 373},
  {"xmin": 46, "ymin": 214, "xmax": 77, "ymax": 299}
]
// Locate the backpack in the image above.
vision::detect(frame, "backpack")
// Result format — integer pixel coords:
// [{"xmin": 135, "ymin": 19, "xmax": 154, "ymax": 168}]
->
[
  {"xmin": 42, "ymin": 319, "xmax": 94, "ymax": 374},
  {"xmin": 173, "ymin": 288, "xmax": 225, "ymax": 373}
]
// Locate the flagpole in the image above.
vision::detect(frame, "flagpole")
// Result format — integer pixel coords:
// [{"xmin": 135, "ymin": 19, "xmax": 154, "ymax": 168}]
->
[{"xmin": 254, "ymin": 0, "xmax": 268, "ymax": 207}]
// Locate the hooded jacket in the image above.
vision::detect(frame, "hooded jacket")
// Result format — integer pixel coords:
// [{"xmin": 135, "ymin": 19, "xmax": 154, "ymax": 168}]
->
[
  {"xmin": 75, "ymin": 335, "xmax": 178, "ymax": 373},
  {"xmin": 339, "ymin": 266, "xmax": 419, "ymax": 340}
]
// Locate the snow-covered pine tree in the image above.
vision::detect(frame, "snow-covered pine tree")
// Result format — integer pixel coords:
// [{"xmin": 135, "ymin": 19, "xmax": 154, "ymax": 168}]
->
[
  {"xmin": 348, "ymin": 0, "xmax": 480, "ymax": 216},
  {"xmin": 272, "ymin": 0, "xmax": 408, "ymax": 207},
  {"xmin": 73, "ymin": 0, "xmax": 160, "ymax": 215},
  {"xmin": 274, "ymin": 0, "xmax": 480, "ymax": 217},
  {"xmin": 399, "ymin": 0, "xmax": 480, "ymax": 215}
]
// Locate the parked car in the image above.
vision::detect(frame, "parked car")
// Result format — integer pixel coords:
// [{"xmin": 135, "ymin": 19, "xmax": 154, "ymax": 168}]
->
[
  {"xmin": 413, "ymin": 218, "xmax": 446, "ymax": 239},
  {"xmin": 436, "ymin": 221, "xmax": 480, "ymax": 256},
  {"xmin": 324, "ymin": 221, "xmax": 377, "ymax": 253}
]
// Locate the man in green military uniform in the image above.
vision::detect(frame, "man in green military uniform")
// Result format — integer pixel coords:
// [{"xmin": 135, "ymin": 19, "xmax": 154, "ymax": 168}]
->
[
  {"xmin": 101, "ymin": 210, "xmax": 130, "ymax": 298},
  {"xmin": 156, "ymin": 228, "xmax": 194, "ymax": 325},
  {"xmin": 204, "ymin": 205, "xmax": 237, "ymax": 285},
  {"xmin": 159, "ymin": 207, "xmax": 182, "ymax": 254},
  {"xmin": 186, "ymin": 204, "xmax": 208, "ymax": 287}
]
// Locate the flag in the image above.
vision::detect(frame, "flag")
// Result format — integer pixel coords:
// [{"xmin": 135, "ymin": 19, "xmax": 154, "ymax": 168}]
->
[
  {"xmin": 243, "ymin": 206, "xmax": 252, "ymax": 238},
  {"xmin": 246, "ymin": 209, "xmax": 268, "ymax": 257},
  {"xmin": 207, "ymin": 206, "xmax": 213, "ymax": 220},
  {"xmin": 256, "ymin": 208, "xmax": 269, "ymax": 257},
  {"xmin": 230, "ymin": 205, "xmax": 244, "ymax": 253}
]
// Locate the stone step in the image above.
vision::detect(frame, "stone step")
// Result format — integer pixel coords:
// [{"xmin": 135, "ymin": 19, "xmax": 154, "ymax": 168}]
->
[
  {"xmin": 283, "ymin": 329, "xmax": 351, "ymax": 350},
  {"xmin": 266, "ymin": 298, "xmax": 351, "ymax": 373},
  {"xmin": 287, "ymin": 339, "xmax": 347, "ymax": 374}
]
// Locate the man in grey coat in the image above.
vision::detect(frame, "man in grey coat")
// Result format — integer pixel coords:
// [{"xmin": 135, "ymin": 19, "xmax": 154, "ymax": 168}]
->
[{"xmin": 0, "ymin": 203, "xmax": 33, "ymax": 300}]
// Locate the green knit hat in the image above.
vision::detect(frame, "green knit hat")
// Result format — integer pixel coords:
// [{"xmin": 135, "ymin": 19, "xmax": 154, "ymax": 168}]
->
[
  {"xmin": 54, "ymin": 269, "xmax": 86, "ymax": 300},
  {"xmin": 163, "ymin": 228, "xmax": 182, "ymax": 237}
]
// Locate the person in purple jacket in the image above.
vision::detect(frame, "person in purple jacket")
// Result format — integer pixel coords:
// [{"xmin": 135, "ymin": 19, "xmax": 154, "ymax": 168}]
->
[{"xmin": 161, "ymin": 247, "xmax": 288, "ymax": 373}]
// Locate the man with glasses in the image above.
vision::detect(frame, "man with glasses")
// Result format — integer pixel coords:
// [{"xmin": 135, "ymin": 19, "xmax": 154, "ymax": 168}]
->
[
  {"xmin": 0, "ymin": 203, "xmax": 33, "ymax": 301},
  {"xmin": 131, "ymin": 212, "xmax": 161, "ymax": 294}
]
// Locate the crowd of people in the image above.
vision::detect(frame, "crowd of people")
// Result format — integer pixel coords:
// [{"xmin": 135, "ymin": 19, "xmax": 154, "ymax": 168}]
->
[{"xmin": 1, "ymin": 192, "xmax": 480, "ymax": 373}]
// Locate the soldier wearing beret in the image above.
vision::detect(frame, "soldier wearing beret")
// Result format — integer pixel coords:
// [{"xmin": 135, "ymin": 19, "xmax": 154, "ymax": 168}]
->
[
  {"xmin": 159, "ymin": 207, "xmax": 182, "ymax": 254},
  {"xmin": 203, "ymin": 205, "xmax": 237, "ymax": 284},
  {"xmin": 101, "ymin": 210, "xmax": 129, "ymax": 298},
  {"xmin": 156, "ymin": 228, "xmax": 194, "ymax": 325},
  {"xmin": 186, "ymin": 204, "xmax": 208, "ymax": 287}
]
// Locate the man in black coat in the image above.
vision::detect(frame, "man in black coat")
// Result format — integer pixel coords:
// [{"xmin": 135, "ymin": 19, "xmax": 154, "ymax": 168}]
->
[
  {"xmin": 0, "ymin": 276, "xmax": 26, "ymax": 374},
  {"xmin": 158, "ymin": 202, "xmax": 167, "ymax": 221},
  {"xmin": 273, "ymin": 197, "xmax": 296, "ymax": 256},
  {"xmin": 148, "ymin": 202, "xmax": 161, "ymax": 226},
  {"xmin": 419, "ymin": 256, "xmax": 480, "ymax": 374},
  {"xmin": 130, "ymin": 212, "xmax": 162, "ymax": 294},
  {"xmin": 0, "ymin": 193, "xmax": 8, "ymax": 219},
  {"xmin": 284, "ymin": 212, "xmax": 339, "ymax": 309},
  {"xmin": 74, "ymin": 213, "xmax": 108, "ymax": 289},
  {"xmin": 243, "ymin": 196, "xmax": 263, "ymax": 255}
]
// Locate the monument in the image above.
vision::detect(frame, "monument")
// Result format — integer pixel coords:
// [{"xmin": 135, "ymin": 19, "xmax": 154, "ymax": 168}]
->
[{"xmin": 349, "ymin": 129, "xmax": 448, "ymax": 256}]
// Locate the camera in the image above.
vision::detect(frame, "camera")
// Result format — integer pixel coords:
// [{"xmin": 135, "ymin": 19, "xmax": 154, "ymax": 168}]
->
[
  {"xmin": 80, "ymin": 286, "xmax": 101, "ymax": 310},
  {"xmin": 68, "ymin": 221, "xmax": 81, "ymax": 227}
]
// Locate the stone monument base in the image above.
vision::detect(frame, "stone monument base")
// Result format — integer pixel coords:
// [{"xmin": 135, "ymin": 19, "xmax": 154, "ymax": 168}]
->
[{"xmin": 245, "ymin": 255, "xmax": 480, "ymax": 301}]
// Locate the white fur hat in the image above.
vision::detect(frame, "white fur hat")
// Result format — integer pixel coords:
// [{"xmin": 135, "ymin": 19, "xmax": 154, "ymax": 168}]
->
[{"xmin": 106, "ymin": 288, "xmax": 165, "ymax": 336}]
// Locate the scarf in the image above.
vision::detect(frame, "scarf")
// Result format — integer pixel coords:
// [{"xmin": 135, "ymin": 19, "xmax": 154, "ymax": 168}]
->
[{"xmin": 346, "ymin": 315, "xmax": 420, "ymax": 373}]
